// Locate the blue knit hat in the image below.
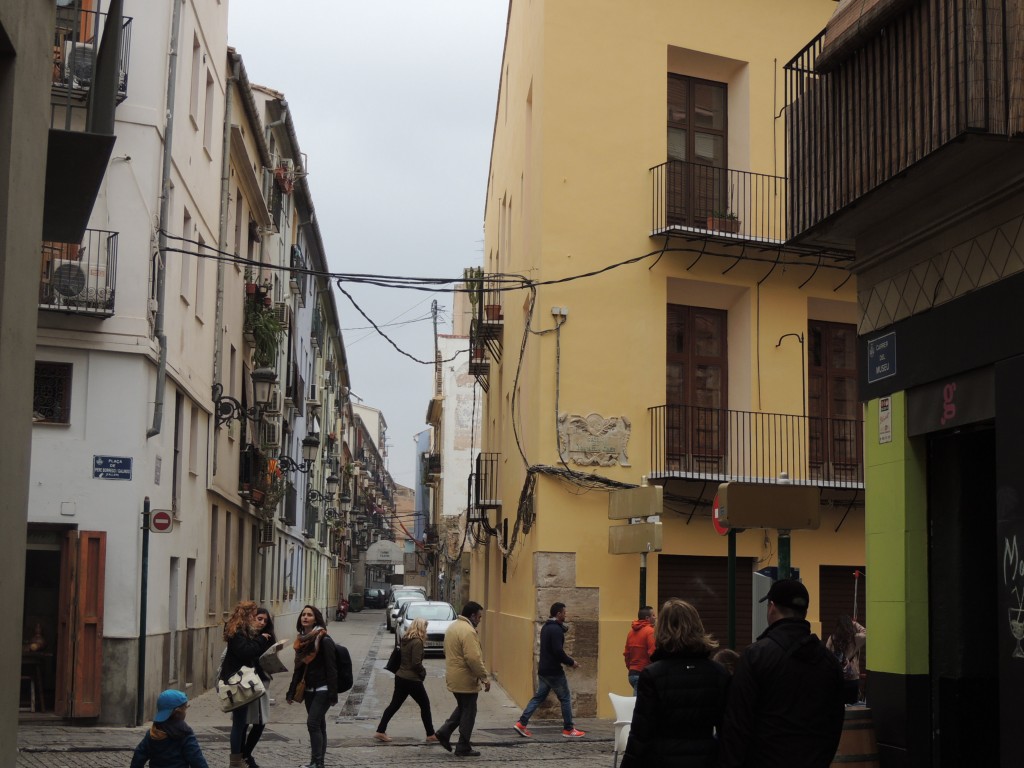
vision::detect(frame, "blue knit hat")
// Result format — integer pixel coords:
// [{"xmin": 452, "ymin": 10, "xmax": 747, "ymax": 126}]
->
[{"xmin": 154, "ymin": 689, "xmax": 188, "ymax": 722}]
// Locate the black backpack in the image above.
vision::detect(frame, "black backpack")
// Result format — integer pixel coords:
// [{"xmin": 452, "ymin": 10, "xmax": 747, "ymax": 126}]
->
[{"xmin": 334, "ymin": 642, "xmax": 354, "ymax": 693}]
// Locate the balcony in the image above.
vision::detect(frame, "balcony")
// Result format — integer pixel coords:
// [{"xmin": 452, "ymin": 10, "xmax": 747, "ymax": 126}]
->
[
  {"xmin": 51, "ymin": 6, "xmax": 132, "ymax": 108},
  {"xmin": 423, "ymin": 452, "xmax": 442, "ymax": 485},
  {"xmin": 239, "ymin": 444, "xmax": 269, "ymax": 501},
  {"xmin": 470, "ymin": 452, "xmax": 502, "ymax": 516},
  {"xmin": 38, "ymin": 228, "xmax": 118, "ymax": 316},
  {"xmin": 785, "ymin": 1, "xmax": 1024, "ymax": 253},
  {"xmin": 648, "ymin": 404, "xmax": 863, "ymax": 492},
  {"xmin": 650, "ymin": 160, "xmax": 853, "ymax": 263},
  {"xmin": 45, "ymin": 4, "xmax": 132, "ymax": 244},
  {"xmin": 468, "ymin": 323, "xmax": 490, "ymax": 391}
]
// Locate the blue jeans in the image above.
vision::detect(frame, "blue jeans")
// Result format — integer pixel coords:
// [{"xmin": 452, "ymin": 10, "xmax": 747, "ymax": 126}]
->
[
  {"xmin": 518, "ymin": 674, "xmax": 573, "ymax": 730},
  {"xmin": 628, "ymin": 671, "xmax": 640, "ymax": 696}
]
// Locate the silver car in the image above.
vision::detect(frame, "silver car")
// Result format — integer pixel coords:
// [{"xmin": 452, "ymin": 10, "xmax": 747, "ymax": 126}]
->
[
  {"xmin": 387, "ymin": 587, "xmax": 427, "ymax": 631},
  {"xmin": 394, "ymin": 600, "xmax": 457, "ymax": 655}
]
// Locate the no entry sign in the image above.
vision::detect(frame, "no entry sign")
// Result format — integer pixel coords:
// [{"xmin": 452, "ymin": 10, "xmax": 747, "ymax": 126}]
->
[
  {"xmin": 712, "ymin": 493, "xmax": 730, "ymax": 536},
  {"xmin": 150, "ymin": 509, "xmax": 173, "ymax": 533}
]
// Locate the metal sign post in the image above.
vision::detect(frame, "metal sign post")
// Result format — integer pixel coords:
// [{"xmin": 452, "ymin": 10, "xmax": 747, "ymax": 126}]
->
[{"xmin": 137, "ymin": 497, "xmax": 150, "ymax": 725}]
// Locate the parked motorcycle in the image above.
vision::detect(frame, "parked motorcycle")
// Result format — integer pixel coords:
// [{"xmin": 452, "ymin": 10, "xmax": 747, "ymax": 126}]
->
[{"xmin": 335, "ymin": 597, "xmax": 350, "ymax": 621}]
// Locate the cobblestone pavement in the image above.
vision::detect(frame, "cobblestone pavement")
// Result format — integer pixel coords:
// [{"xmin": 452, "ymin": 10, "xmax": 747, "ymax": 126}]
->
[{"xmin": 17, "ymin": 608, "xmax": 614, "ymax": 767}]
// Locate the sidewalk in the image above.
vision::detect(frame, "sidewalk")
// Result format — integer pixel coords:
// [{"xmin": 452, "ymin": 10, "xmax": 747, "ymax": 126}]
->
[{"xmin": 17, "ymin": 608, "xmax": 613, "ymax": 766}]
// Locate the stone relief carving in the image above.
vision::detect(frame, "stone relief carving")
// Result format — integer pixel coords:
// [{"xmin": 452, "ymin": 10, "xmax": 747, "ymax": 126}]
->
[{"xmin": 557, "ymin": 412, "xmax": 631, "ymax": 467}]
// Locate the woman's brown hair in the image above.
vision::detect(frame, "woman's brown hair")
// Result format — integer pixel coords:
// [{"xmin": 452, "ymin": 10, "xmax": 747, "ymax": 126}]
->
[
  {"xmin": 655, "ymin": 598, "xmax": 718, "ymax": 654},
  {"xmin": 223, "ymin": 600, "xmax": 258, "ymax": 641}
]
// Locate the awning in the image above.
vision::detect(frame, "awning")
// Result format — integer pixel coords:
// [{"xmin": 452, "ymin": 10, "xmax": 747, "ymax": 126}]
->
[{"xmin": 815, "ymin": 0, "xmax": 917, "ymax": 72}]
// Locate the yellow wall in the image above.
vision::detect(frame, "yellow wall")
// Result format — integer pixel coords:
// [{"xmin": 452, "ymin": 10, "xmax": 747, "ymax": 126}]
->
[{"xmin": 477, "ymin": 0, "xmax": 859, "ymax": 718}]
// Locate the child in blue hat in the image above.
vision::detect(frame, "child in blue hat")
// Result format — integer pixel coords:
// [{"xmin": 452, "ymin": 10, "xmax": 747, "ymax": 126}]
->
[{"xmin": 131, "ymin": 689, "xmax": 209, "ymax": 768}]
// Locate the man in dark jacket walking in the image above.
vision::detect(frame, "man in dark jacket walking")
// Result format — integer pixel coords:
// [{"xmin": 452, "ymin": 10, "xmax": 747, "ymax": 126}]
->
[
  {"xmin": 720, "ymin": 579, "xmax": 845, "ymax": 768},
  {"xmin": 513, "ymin": 602, "xmax": 586, "ymax": 738}
]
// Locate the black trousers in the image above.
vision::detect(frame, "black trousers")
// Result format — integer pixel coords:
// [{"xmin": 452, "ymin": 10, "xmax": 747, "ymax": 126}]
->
[
  {"xmin": 376, "ymin": 676, "xmax": 435, "ymax": 736},
  {"xmin": 437, "ymin": 692, "xmax": 478, "ymax": 753}
]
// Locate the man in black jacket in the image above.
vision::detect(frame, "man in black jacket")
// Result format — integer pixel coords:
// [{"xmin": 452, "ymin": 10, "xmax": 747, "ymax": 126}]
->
[
  {"xmin": 720, "ymin": 579, "xmax": 845, "ymax": 768},
  {"xmin": 513, "ymin": 602, "xmax": 586, "ymax": 738}
]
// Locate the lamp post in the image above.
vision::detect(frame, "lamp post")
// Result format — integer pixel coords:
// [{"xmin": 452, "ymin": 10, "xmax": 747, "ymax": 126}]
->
[
  {"xmin": 212, "ymin": 367, "xmax": 278, "ymax": 427},
  {"xmin": 278, "ymin": 433, "xmax": 320, "ymax": 474}
]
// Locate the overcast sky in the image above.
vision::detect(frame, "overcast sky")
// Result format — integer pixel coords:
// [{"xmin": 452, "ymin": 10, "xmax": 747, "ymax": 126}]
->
[{"xmin": 228, "ymin": 1, "xmax": 508, "ymax": 489}]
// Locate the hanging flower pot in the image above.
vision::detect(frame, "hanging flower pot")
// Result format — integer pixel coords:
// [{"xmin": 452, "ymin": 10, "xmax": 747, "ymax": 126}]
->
[
  {"xmin": 245, "ymin": 282, "xmax": 258, "ymax": 296},
  {"xmin": 484, "ymin": 304, "xmax": 503, "ymax": 321},
  {"xmin": 251, "ymin": 488, "xmax": 266, "ymax": 507}
]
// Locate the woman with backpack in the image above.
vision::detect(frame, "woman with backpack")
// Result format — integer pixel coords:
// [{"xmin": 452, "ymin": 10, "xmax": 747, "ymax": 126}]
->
[
  {"xmin": 286, "ymin": 605, "xmax": 338, "ymax": 768},
  {"xmin": 373, "ymin": 617, "xmax": 438, "ymax": 743},
  {"xmin": 826, "ymin": 614, "xmax": 866, "ymax": 704}
]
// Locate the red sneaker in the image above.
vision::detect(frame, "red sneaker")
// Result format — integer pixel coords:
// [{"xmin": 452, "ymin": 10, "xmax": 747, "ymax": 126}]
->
[
  {"xmin": 513, "ymin": 722, "xmax": 532, "ymax": 737},
  {"xmin": 562, "ymin": 728, "xmax": 586, "ymax": 738}
]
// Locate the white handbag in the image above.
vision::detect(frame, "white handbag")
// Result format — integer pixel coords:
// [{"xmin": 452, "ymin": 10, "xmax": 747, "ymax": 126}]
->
[{"xmin": 217, "ymin": 665, "xmax": 266, "ymax": 712}]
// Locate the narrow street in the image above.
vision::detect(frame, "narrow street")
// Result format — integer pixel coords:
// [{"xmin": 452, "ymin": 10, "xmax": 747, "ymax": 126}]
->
[{"xmin": 17, "ymin": 608, "xmax": 613, "ymax": 767}]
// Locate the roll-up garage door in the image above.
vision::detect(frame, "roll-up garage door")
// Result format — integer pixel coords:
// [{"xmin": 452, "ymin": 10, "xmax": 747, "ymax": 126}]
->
[{"xmin": 657, "ymin": 554, "xmax": 755, "ymax": 649}]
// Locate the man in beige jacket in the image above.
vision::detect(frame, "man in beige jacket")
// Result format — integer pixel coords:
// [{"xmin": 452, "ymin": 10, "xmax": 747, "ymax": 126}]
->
[{"xmin": 435, "ymin": 601, "xmax": 491, "ymax": 757}]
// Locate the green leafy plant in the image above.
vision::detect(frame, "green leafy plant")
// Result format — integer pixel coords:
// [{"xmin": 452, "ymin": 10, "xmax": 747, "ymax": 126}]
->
[
  {"xmin": 245, "ymin": 301, "xmax": 284, "ymax": 367},
  {"xmin": 463, "ymin": 266, "xmax": 484, "ymax": 307},
  {"xmin": 711, "ymin": 209, "xmax": 739, "ymax": 220}
]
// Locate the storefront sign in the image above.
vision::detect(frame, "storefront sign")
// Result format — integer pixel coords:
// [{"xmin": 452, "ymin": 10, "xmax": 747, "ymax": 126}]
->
[
  {"xmin": 906, "ymin": 366, "xmax": 994, "ymax": 436},
  {"xmin": 867, "ymin": 332, "xmax": 897, "ymax": 384}
]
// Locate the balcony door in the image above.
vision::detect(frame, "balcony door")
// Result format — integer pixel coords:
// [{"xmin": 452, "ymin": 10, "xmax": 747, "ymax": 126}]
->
[
  {"xmin": 808, "ymin": 320, "xmax": 861, "ymax": 482},
  {"xmin": 666, "ymin": 305, "xmax": 728, "ymax": 473},
  {"xmin": 667, "ymin": 75, "xmax": 728, "ymax": 227}
]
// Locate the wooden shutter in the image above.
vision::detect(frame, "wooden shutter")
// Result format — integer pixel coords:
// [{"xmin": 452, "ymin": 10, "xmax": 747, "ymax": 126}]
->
[
  {"xmin": 657, "ymin": 554, "xmax": 754, "ymax": 649},
  {"xmin": 55, "ymin": 530, "xmax": 106, "ymax": 717}
]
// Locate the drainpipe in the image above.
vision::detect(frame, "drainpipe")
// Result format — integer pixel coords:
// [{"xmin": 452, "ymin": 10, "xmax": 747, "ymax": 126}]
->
[
  {"xmin": 147, "ymin": 0, "xmax": 183, "ymax": 439},
  {"xmin": 212, "ymin": 53, "xmax": 239, "ymax": 472}
]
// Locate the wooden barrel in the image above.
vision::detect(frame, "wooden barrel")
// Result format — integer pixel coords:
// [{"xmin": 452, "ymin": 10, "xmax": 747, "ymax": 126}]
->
[{"xmin": 831, "ymin": 705, "xmax": 879, "ymax": 767}]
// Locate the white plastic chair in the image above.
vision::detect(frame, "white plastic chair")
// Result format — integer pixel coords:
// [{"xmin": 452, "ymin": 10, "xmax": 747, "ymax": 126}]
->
[{"xmin": 608, "ymin": 692, "xmax": 636, "ymax": 768}]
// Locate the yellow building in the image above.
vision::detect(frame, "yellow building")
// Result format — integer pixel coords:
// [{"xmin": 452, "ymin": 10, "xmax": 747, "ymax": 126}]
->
[{"xmin": 471, "ymin": 0, "xmax": 866, "ymax": 719}]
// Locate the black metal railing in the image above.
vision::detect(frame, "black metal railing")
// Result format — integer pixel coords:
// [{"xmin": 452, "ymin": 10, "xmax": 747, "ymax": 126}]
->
[
  {"xmin": 51, "ymin": 7, "xmax": 132, "ymax": 113},
  {"xmin": 473, "ymin": 452, "xmax": 502, "ymax": 509},
  {"xmin": 39, "ymin": 228, "xmax": 118, "ymax": 315},
  {"xmin": 649, "ymin": 404, "xmax": 863, "ymax": 488},
  {"xmin": 239, "ymin": 445, "xmax": 268, "ymax": 499},
  {"xmin": 784, "ymin": 0, "xmax": 1020, "ymax": 239},
  {"xmin": 468, "ymin": 320, "xmax": 490, "ymax": 390},
  {"xmin": 650, "ymin": 160, "xmax": 786, "ymax": 243},
  {"xmin": 424, "ymin": 524, "xmax": 438, "ymax": 545},
  {"xmin": 426, "ymin": 453, "xmax": 442, "ymax": 475}
]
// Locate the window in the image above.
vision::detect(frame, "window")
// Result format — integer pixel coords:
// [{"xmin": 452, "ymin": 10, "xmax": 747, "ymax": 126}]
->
[
  {"xmin": 203, "ymin": 69, "xmax": 214, "ymax": 151},
  {"xmin": 808, "ymin": 320, "xmax": 862, "ymax": 481},
  {"xmin": 666, "ymin": 305, "xmax": 728, "ymax": 472},
  {"xmin": 667, "ymin": 75, "xmax": 728, "ymax": 227},
  {"xmin": 189, "ymin": 34, "xmax": 201, "ymax": 125},
  {"xmin": 188, "ymin": 403, "xmax": 199, "ymax": 476},
  {"xmin": 195, "ymin": 233, "xmax": 206, "ymax": 318},
  {"xmin": 180, "ymin": 209, "xmax": 192, "ymax": 301},
  {"xmin": 33, "ymin": 362, "xmax": 72, "ymax": 424}
]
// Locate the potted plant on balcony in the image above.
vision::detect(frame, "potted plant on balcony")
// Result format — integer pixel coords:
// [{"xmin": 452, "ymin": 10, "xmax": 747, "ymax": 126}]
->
[
  {"xmin": 707, "ymin": 210, "xmax": 741, "ymax": 234},
  {"xmin": 246, "ymin": 302, "xmax": 284, "ymax": 367},
  {"xmin": 464, "ymin": 266, "xmax": 483, "ymax": 311}
]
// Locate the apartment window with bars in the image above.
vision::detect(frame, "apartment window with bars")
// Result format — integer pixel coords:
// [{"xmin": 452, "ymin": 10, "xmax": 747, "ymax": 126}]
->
[{"xmin": 33, "ymin": 362, "xmax": 73, "ymax": 424}]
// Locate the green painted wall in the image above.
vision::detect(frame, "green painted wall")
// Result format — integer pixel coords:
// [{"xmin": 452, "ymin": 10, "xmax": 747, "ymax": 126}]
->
[{"xmin": 864, "ymin": 392, "xmax": 928, "ymax": 675}]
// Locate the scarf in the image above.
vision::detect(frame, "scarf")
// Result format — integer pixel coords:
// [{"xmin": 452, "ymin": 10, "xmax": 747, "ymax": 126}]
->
[{"xmin": 293, "ymin": 626, "xmax": 326, "ymax": 666}]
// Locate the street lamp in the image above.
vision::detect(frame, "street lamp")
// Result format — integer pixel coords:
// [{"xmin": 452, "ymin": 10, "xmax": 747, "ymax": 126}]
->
[
  {"xmin": 212, "ymin": 367, "xmax": 278, "ymax": 427},
  {"xmin": 278, "ymin": 433, "xmax": 320, "ymax": 474},
  {"xmin": 307, "ymin": 475, "xmax": 339, "ymax": 505}
]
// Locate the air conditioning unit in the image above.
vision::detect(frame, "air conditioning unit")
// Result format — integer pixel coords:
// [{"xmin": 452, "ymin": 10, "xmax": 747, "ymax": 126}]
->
[
  {"xmin": 50, "ymin": 258, "xmax": 111, "ymax": 307},
  {"xmin": 331, "ymin": 554, "xmax": 339, "ymax": 568},
  {"xmin": 262, "ymin": 421, "xmax": 281, "ymax": 447},
  {"xmin": 265, "ymin": 389, "xmax": 282, "ymax": 415},
  {"xmin": 259, "ymin": 521, "xmax": 276, "ymax": 546},
  {"xmin": 273, "ymin": 302, "xmax": 291, "ymax": 328}
]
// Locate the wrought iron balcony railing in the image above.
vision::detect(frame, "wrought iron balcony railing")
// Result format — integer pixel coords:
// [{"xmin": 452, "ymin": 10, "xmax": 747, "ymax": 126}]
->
[
  {"xmin": 471, "ymin": 452, "xmax": 502, "ymax": 512},
  {"xmin": 39, "ymin": 229, "xmax": 118, "ymax": 315},
  {"xmin": 51, "ymin": 6, "xmax": 133, "ymax": 115},
  {"xmin": 649, "ymin": 404, "xmax": 863, "ymax": 488},
  {"xmin": 650, "ymin": 160, "xmax": 787, "ymax": 243}
]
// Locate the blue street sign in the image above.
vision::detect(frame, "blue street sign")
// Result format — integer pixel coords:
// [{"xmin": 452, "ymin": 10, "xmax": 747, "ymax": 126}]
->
[
  {"xmin": 93, "ymin": 455, "xmax": 133, "ymax": 480},
  {"xmin": 867, "ymin": 332, "xmax": 897, "ymax": 384}
]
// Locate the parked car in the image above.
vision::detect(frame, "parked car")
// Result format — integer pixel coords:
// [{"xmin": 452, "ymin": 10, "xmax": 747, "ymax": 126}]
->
[
  {"xmin": 389, "ymin": 593, "xmax": 428, "ymax": 633},
  {"xmin": 395, "ymin": 600, "xmax": 457, "ymax": 654},
  {"xmin": 387, "ymin": 586, "xmax": 427, "ymax": 631},
  {"xmin": 363, "ymin": 588, "xmax": 387, "ymax": 609}
]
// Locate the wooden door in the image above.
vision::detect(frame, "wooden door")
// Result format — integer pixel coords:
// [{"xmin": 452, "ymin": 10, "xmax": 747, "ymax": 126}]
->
[
  {"xmin": 808, "ymin": 321, "xmax": 861, "ymax": 482},
  {"xmin": 667, "ymin": 75, "xmax": 728, "ymax": 227},
  {"xmin": 54, "ymin": 530, "xmax": 106, "ymax": 717},
  {"xmin": 666, "ymin": 305, "xmax": 728, "ymax": 472}
]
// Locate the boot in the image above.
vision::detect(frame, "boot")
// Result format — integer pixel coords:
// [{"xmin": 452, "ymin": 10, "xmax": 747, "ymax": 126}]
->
[
  {"xmin": 242, "ymin": 754, "xmax": 261, "ymax": 768},
  {"xmin": 229, "ymin": 754, "xmax": 244, "ymax": 768}
]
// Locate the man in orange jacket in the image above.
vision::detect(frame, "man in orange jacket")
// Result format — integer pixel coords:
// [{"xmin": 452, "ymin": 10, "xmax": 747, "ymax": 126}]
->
[{"xmin": 623, "ymin": 605, "xmax": 656, "ymax": 695}]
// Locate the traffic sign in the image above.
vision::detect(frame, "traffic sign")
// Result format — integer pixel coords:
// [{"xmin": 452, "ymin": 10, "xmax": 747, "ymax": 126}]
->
[
  {"xmin": 150, "ymin": 509, "xmax": 173, "ymax": 533},
  {"xmin": 712, "ymin": 493, "xmax": 729, "ymax": 535}
]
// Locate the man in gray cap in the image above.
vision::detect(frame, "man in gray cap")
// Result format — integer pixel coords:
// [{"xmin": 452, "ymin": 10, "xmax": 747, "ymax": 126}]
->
[{"xmin": 720, "ymin": 579, "xmax": 845, "ymax": 767}]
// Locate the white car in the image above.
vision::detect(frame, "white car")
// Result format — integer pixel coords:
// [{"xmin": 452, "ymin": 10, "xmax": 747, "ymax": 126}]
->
[
  {"xmin": 387, "ymin": 587, "xmax": 427, "ymax": 632},
  {"xmin": 394, "ymin": 600, "xmax": 457, "ymax": 655}
]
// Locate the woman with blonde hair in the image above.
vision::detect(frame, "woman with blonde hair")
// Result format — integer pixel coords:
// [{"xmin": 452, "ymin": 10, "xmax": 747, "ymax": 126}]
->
[
  {"xmin": 221, "ymin": 601, "xmax": 273, "ymax": 768},
  {"xmin": 619, "ymin": 598, "xmax": 730, "ymax": 768},
  {"xmin": 373, "ymin": 617, "xmax": 438, "ymax": 743}
]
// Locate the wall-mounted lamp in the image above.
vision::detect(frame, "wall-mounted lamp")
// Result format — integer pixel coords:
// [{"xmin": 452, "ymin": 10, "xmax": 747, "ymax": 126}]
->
[
  {"xmin": 213, "ymin": 367, "xmax": 278, "ymax": 427},
  {"xmin": 307, "ymin": 474, "xmax": 339, "ymax": 505},
  {"xmin": 278, "ymin": 433, "xmax": 320, "ymax": 474}
]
